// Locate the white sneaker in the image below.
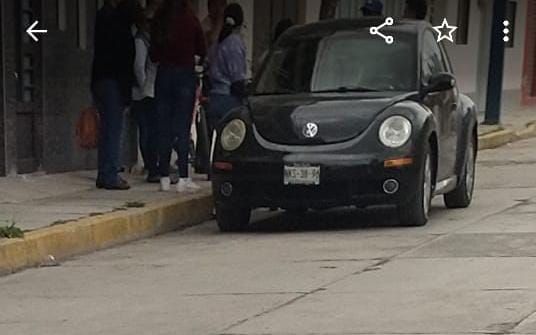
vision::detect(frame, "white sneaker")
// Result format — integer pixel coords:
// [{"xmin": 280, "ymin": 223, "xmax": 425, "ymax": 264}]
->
[
  {"xmin": 160, "ymin": 177, "xmax": 171, "ymax": 191},
  {"xmin": 177, "ymin": 178, "xmax": 201, "ymax": 193}
]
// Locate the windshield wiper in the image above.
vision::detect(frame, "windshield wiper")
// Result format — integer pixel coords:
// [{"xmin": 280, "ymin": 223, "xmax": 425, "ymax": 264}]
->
[{"xmin": 312, "ymin": 86, "xmax": 380, "ymax": 93}]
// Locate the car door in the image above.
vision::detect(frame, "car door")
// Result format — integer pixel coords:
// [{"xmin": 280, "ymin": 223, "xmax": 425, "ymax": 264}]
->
[
  {"xmin": 438, "ymin": 41, "xmax": 462, "ymax": 174},
  {"xmin": 420, "ymin": 30, "xmax": 458, "ymax": 181}
]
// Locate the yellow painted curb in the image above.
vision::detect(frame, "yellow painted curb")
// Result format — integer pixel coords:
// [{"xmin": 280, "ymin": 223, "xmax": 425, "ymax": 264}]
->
[
  {"xmin": 478, "ymin": 129, "xmax": 517, "ymax": 150},
  {"xmin": 516, "ymin": 123, "xmax": 536, "ymax": 140},
  {"xmin": 0, "ymin": 190, "xmax": 213, "ymax": 276},
  {"xmin": 478, "ymin": 121, "xmax": 536, "ymax": 150}
]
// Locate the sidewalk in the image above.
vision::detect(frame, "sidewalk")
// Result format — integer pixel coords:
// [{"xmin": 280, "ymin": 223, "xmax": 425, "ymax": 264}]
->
[
  {"xmin": 0, "ymin": 171, "xmax": 213, "ymax": 275},
  {"xmin": 478, "ymin": 106, "xmax": 536, "ymax": 149},
  {"xmin": 0, "ymin": 171, "xmax": 210, "ymax": 232}
]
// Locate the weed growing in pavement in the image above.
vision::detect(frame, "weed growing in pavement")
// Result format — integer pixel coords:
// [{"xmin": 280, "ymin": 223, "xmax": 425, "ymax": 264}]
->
[{"xmin": 0, "ymin": 222, "xmax": 24, "ymax": 239}]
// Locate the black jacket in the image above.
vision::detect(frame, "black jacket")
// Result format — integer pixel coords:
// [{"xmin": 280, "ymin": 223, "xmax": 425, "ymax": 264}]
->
[{"xmin": 91, "ymin": 3, "xmax": 135, "ymax": 104}]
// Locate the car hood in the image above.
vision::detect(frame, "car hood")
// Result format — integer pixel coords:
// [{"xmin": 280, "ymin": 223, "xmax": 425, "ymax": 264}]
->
[{"xmin": 249, "ymin": 93, "xmax": 405, "ymax": 145}]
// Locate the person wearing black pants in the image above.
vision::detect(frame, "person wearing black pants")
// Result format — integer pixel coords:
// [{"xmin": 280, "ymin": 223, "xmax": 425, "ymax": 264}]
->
[
  {"xmin": 91, "ymin": 0, "xmax": 140, "ymax": 190},
  {"xmin": 132, "ymin": 3, "xmax": 160, "ymax": 183},
  {"xmin": 151, "ymin": 0, "xmax": 206, "ymax": 192}
]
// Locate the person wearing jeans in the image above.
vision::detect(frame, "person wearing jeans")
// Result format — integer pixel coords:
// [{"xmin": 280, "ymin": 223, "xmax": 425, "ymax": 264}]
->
[
  {"xmin": 93, "ymin": 80, "xmax": 127, "ymax": 189},
  {"xmin": 132, "ymin": 3, "xmax": 160, "ymax": 183},
  {"xmin": 91, "ymin": 0, "xmax": 139, "ymax": 190},
  {"xmin": 151, "ymin": 0, "xmax": 206, "ymax": 192},
  {"xmin": 155, "ymin": 66, "xmax": 196, "ymax": 188}
]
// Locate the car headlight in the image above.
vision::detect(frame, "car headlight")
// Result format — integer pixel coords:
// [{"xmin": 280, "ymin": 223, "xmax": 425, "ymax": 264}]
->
[
  {"xmin": 379, "ymin": 116, "xmax": 412, "ymax": 148},
  {"xmin": 221, "ymin": 119, "xmax": 247, "ymax": 151}
]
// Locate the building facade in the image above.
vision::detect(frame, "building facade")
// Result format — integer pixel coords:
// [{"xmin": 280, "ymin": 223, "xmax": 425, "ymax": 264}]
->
[{"xmin": 0, "ymin": 0, "xmax": 137, "ymax": 176}]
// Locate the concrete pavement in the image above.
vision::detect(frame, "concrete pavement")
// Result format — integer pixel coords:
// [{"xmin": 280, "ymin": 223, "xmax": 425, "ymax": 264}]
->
[
  {"xmin": 0, "ymin": 171, "xmax": 210, "ymax": 232},
  {"xmin": 2, "ymin": 138, "xmax": 536, "ymax": 334},
  {"xmin": 478, "ymin": 106, "xmax": 536, "ymax": 149},
  {"xmin": 0, "ymin": 171, "xmax": 213, "ymax": 275}
]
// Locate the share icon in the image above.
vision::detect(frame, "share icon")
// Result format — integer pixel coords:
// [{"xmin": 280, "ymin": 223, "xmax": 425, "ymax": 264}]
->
[{"xmin": 370, "ymin": 17, "xmax": 394, "ymax": 45}]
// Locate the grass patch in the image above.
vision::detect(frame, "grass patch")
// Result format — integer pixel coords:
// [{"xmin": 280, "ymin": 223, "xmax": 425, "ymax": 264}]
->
[
  {"xmin": 125, "ymin": 201, "xmax": 145, "ymax": 208},
  {"xmin": 0, "ymin": 222, "xmax": 24, "ymax": 239}
]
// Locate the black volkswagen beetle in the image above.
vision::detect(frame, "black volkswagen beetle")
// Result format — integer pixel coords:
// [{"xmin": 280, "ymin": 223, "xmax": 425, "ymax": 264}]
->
[{"xmin": 211, "ymin": 19, "xmax": 478, "ymax": 231}]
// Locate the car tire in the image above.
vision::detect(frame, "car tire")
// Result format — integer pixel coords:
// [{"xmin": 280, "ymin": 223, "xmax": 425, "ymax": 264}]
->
[
  {"xmin": 398, "ymin": 143, "xmax": 433, "ymax": 227},
  {"xmin": 216, "ymin": 204, "xmax": 251, "ymax": 232},
  {"xmin": 444, "ymin": 135, "xmax": 476, "ymax": 209}
]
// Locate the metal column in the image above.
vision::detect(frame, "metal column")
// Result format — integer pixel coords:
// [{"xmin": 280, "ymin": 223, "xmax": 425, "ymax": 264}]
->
[{"xmin": 483, "ymin": 0, "xmax": 507, "ymax": 125}]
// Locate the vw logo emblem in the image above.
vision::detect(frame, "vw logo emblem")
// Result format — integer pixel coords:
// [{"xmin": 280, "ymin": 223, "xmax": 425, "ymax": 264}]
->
[{"xmin": 303, "ymin": 122, "xmax": 319, "ymax": 138}]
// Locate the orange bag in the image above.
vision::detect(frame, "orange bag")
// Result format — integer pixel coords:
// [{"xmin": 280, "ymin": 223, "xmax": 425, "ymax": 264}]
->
[{"xmin": 76, "ymin": 107, "xmax": 100, "ymax": 149}]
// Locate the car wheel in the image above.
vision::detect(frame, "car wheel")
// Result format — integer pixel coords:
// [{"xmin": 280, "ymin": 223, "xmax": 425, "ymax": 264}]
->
[
  {"xmin": 398, "ymin": 144, "xmax": 433, "ymax": 227},
  {"xmin": 444, "ymin": 135, "xmax": 476, "ymax": 209},
  {"xmin": 216, "ymin": 203, "xmax": 251, "ymax": 232}
]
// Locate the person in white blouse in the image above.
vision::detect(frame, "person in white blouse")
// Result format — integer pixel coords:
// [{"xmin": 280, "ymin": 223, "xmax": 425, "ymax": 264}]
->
[{"xmin": 132, "ymin": 2, "xmax": 160, "ymax": 183}]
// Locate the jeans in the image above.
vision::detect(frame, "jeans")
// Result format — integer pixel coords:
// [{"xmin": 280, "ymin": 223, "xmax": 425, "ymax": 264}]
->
[
  {"xmin": 132, "ymin": 98, "xmax": 158, "ymax": 177},
  {"xmin": 208, "ymin": 93, "xmax": 243, "ymax": 131},
  {"xmin": 156, "ymin": 66, "xmax": 196, "ymax": 178},
  {"xmin": 93, "ymin": 80, "xmax": 125, "ymax": 185}
]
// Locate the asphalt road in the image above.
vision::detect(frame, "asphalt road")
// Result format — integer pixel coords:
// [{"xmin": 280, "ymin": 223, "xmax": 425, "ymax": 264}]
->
[{"xmin": 3, "ymin": 138, "xmax": 536, "ymax": 335}]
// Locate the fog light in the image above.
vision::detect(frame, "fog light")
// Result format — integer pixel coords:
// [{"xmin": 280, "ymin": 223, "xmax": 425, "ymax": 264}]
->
[
  {"xmin": 383, "ymin": 179, "xmax": 399, "ymax": 195},
  {"xmin": 220, "ymin": 182, "xmax": 233, "ymax": 197}
]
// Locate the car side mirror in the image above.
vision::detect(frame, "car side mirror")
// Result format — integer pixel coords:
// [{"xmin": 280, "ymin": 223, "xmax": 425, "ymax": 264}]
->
[{"xmin": 421, "ymin": 73, "xmax": 456, "ymax": 97}]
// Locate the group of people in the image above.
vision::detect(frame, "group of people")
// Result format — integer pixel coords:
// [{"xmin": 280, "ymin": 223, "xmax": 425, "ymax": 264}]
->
[
  {"xmin": 91, "ymin": 0, "xmax": 247, "ymax": 192},
  {"xmin": 91, "ymin": 0, "xmax": 429, "ymax": 192}
]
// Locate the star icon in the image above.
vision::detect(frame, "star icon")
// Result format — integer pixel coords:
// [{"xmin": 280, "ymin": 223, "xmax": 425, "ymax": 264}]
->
[{"xmin": 433, "ymin": 18, "xmax": 458, "ymax": 43}]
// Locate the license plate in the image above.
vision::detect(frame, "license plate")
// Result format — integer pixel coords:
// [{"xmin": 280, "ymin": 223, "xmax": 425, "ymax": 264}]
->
[{"xmin": 284, "ymin": 165, "xmax": 320, "ymax": 185}]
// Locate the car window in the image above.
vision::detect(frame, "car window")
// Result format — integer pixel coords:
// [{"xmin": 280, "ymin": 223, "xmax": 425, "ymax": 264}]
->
[
  {"xmin": 438, "ymin": 42, "xmax": 454, "ymax": 74},
  {"xmin": 421, "ymin": 30, "xmax": 447, "ymax": 84},
  {"xmin": 312, "ymin": 32, "xmax": 416, "ymax": 92},
  {"xmin": 256, "ymin": 37, "xmax": 320, "ymax": 94},
  {"xmin": 255, "ymin": 31, "xmax": 417, "ymax": 95}
]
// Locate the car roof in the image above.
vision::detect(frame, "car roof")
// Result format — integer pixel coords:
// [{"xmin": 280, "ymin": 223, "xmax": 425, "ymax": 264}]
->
[{"xmin": 282, "ymin": 18, "xmax": 430, "ymax": 40}]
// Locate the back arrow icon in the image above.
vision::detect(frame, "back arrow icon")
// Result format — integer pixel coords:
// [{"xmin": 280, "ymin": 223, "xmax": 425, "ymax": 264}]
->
[{"xmin": 26, "ymin": 21, "xmax": 48, "ymax": 42}]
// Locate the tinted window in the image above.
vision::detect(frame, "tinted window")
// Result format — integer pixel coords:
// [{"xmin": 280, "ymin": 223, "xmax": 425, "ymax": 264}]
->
[
  {"xmin": 256, "ymin": 31, "xmax": 417, "ymax": 94},
  {"xmin": 256, "ymin": 37, "xmax": 320, "ymax": 94},
  {"xmin": 421, "ymin": 30, "xmax": 446, "ymax": 84}
]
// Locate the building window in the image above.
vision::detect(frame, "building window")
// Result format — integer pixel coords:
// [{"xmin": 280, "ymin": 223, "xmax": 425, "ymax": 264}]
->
[
  {"xmin": 57, "ymin": 0, "xmax": 66, "ymax": 31},
  {"xmin": 456, "ymin": 0, "xmax": 471, "ymax": 45},
  {"xmin": 505, "ymin": 1, "xmax": 517, "ymax": 48},
  {"xmin": 77, "ymin": 0, "xmax": 87, "ymax": 50}
]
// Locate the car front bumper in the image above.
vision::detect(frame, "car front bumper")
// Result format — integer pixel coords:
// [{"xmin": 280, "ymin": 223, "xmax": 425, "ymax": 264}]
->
[{"xmin": 212, "ymin": 152, "xmax": 423, "ymax": 210}]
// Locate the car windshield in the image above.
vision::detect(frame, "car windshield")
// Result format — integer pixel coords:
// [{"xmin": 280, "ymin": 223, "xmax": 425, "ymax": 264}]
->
[{"xmin": 255, "ymin": 31, "xmax": 417, "ymax": 95}]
